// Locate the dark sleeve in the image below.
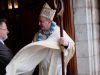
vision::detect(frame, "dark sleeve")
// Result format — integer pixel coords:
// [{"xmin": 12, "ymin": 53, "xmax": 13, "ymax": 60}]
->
[
  {"xmin": 0, "ymin": 46, "xmax": 13, "ymax": 66},
  {"xmin": 64, "ymin": 46, "xmax": 68, "ymax": 49},
  {"xmin": 64, "ymin": 42, "xmax": 69, "ymax": 49}
]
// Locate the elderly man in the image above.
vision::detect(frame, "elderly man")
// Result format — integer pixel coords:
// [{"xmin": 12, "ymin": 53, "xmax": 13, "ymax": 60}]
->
[
  {"xmin": 0, "ymin": 19, "xmax": 13, "ymax": 75},
  {"xmin": 6, "ymin": 3, "xmax": 75, "ymax": 75},
  {"xmin": 33, "ymin": 3, "xmax": 74, "ymax": 75}
]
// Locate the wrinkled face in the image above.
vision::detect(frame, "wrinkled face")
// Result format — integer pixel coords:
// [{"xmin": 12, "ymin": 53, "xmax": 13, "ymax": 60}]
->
[
  {"xmin": 0, "ymin": 22, "xmax": 9, "ymax": 41},
  {"xmin": 39, "ymin": 16, "xmax": 52, "ymax": 31}
]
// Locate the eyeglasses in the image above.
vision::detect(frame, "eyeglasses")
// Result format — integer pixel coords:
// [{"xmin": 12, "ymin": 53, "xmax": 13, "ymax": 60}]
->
[{"xmin": 0, "ymin": 29, "xmax": 8, "ymax": 31}]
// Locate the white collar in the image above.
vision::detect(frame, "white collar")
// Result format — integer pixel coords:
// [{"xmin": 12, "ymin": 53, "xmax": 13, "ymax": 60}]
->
[{"xmin": 0, "ymin": 39, "xmax": 4, "ymax": 45}]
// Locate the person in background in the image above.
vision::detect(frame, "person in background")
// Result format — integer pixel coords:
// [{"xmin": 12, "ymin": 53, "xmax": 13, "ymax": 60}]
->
[{"xmin": 0, "ymin": 19, "xmax": 13, "ymax": 75}]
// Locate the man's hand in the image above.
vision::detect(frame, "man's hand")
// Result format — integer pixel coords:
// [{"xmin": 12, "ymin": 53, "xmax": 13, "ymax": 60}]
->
[{"xmin": 58, "ymin": 37, "xmax": 69, "ymax": 46}]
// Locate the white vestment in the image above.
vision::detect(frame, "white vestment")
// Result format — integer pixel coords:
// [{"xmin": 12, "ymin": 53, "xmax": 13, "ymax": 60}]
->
[{"xmin": 6, "ymin": 26, "xmax": 75, "ymax": 75}]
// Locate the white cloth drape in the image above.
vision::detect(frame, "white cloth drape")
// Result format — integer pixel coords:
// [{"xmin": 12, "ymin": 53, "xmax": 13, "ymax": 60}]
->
[{"xmin": 6, "ymin": 26, "xmax": 75, "ymax": 75}]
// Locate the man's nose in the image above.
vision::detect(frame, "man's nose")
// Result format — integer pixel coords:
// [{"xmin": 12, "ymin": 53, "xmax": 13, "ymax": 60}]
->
[{"xmin": 7, "ymin": 29, "xmax": 9, "ymax": 33}]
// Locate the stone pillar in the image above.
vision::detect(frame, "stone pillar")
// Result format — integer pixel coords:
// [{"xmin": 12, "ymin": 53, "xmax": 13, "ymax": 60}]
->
[{"xmin": 73, "ymin": 0, "xmax": 100, "ymax": 75}]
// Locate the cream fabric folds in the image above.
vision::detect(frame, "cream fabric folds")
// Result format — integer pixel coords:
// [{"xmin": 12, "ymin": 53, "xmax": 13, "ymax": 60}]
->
[
  {"xmin": 6, "ymin": 41, "xmax": 60, "ymax": 75},
  {"xmin": 65, "ymin": 42, "xmax": 75, "ymax": 67},
  {"xmin": 39, "ymin": 3, "xmax": 56, "ymax": 20},
  {"xmin": 6, "ymin": 26, "xmax": 75, "ymax": 75}
]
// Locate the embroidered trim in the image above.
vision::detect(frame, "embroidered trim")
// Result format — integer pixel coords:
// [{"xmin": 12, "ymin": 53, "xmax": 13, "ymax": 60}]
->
[{"xmin": 38, "ymin": 21, "xmax": 56, "ymax": 41}]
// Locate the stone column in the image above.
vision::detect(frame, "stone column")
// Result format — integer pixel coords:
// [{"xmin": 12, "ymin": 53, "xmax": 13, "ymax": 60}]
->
[{"xmin": 73, "ymin": 0, "xmax": 100, "ymax": 75}]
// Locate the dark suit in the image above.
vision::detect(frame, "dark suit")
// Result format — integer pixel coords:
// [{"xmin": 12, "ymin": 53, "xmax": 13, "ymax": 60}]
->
[{"xmin": 0, "ymin": 41, "xmax": 13, "ymax": 75}]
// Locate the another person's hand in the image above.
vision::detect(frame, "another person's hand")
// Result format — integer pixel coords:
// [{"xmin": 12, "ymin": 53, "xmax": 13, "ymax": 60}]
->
[{"xmin": 58, "ymin": 37, "xmax": 69, "ymax": 46}]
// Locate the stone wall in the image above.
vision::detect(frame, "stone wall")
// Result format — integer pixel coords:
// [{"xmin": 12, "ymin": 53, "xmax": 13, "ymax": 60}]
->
[{"xmin": 73, "ymin": 0, "xmax": 100, "ymax": 75}]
